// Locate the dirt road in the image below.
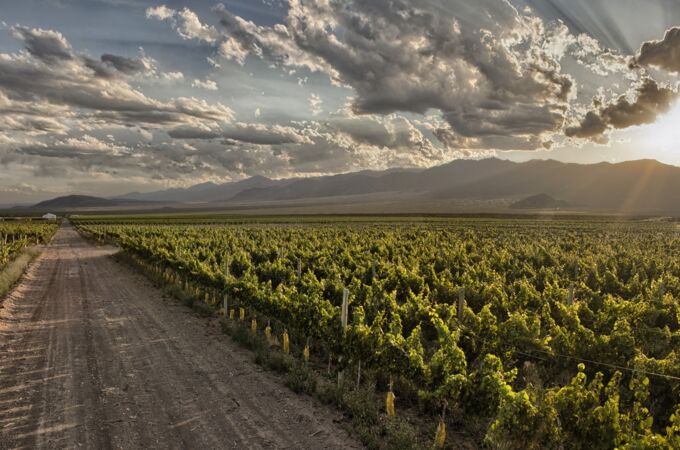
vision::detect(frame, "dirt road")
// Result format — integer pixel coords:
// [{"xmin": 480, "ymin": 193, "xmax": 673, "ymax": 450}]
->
[{"xmin": 0, "ymin": 225, "xmax": 362, "ymax": 449}]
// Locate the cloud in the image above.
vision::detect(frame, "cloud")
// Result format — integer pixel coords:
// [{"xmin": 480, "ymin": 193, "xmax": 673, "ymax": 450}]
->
[
  {"xmin": 309, "ymin": 93, "xmax": 322, "ymax": 115},
  {"xmin": 218, "ymin": 39, "xmax": 249, "ymax": 65},
  {"xmin": 566, "ymin": 78, "xmax": 678, "ymax": 141},
  {"xmin": 0, "ymin": 23, "xmax": 245, "ymax": 190},
  {"xmin": 11, "ymin": 26, "xmax": 73, "ymax": 64},
  {"xmin": 200, "ymin": 0, "xmax": 579, "ymax": 150},
  {"xmin": 176, "ymin": 8, "xmax": 220, "ymax": 43},
  {"xmin": 100, "ymin": 53, "xmax": 150, "ymax": 75},
  {"xmin": 146, "ymin": 5, "xmax": 220, "ymax": 43},
  {"xmin": 166, "ymin": 124, "xmax": 221, "ymax": 140},
  {"xmin": 0, "ymin": 90, "xmax": 72, "ymax": 135},
  {"xmin": 223, "ymin": 123, "xmax": 310, "ymax": 145},
  {"xmin": 0, "ymin": 25, "xmax": 233, "ymax": 131},
  {"xmin": 18, "ymin": 134, "xmax": 129, "ymax": 159},
  {"xmin": 162, "ymin": 109, "xmax": 452, "ymax": 176},
  {"xmin": 146, "ymin": 5, "xmax": 175, "ymax": 21},
  {"xmin": 0, "ymin": 182, "xmax": 40, "ymax": 194},
  {"xmin": 168, "ymin": 122, "xmax": 310, "ymax": 145},
  {"xmin": 153, "ymin": 1, "xmax": 678, "ymax": 153},
  {"xmin": 162, "ymin": 71, "xmax": 184, "ymax": 81},
  {"xmin": 83, "ymin": 49, "xmax": 156, "ymax": 79},
  {"xmin": 192, "ymin": 78, "xmax": 218, "ymax": 90},
  {"xmin": 635, "ymin": 27, "xmax": 680, "ymax": 73}
]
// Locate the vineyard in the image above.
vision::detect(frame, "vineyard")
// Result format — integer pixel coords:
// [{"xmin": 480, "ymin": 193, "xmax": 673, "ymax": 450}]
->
[
  {"xmin": 0, "ymin": 221, "xmax": 58, "ymax": 269},
  {"xmin": 74, "ymin": 216, "xmax": 680, "ymax": 448}
]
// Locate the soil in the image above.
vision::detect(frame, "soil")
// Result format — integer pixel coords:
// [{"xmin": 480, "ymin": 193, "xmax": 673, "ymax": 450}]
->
[{"xmin": 0, "ymin": 224, "xmax": 362, "ymax": 449}]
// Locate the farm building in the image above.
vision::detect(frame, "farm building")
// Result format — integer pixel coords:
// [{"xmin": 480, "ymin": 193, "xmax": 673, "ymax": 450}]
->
[{"xmin": 42, "ymin": 213, "xmax": 57, "ymax": 221}]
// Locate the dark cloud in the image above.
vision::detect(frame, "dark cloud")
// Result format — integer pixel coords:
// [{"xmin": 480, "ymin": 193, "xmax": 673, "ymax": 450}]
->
[
  {"xmin": 167, "ymin": 125, "xmax": 221, "ymax": 140},
  {"xmin": 100, "ymin": 54, "xmax": 148, "ymax": 75},
  {"xmin": 564, "ymin": 111, "xmax": 607, "ymax": 139},
  {"xmin": 84, "ymin": 53, "xmax": 151, "ymax": 78},
  {"xmin": 11, "ymin": 26, "xmax": 73, "ymax": 64},
  {"xmin": 635, "ymin": 27, "xmax": 680, "ymax": 73},
  {"xmin": 566, "ymin": 78, "xmax": 677, "ymax": 140}
]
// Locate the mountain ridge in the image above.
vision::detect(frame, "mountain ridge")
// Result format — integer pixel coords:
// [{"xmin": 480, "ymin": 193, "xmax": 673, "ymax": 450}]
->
[
  {"xmin": 32, "ymin": 195, "xmax": 155, "ymax": 210},
  {"xmin": 28, "ymin": 158, "xmax": 680, "ymax": 215}
]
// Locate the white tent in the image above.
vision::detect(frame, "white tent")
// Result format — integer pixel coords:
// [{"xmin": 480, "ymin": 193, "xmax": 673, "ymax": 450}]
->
[{"xmin": 42, "ymin": 213, "xmax": 57, "ymax": 221}]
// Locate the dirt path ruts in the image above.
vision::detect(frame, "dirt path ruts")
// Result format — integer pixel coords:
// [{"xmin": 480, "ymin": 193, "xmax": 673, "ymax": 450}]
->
[{"xmin": 0, "ymin": 224, "xmax": 362, "ymax": 449}]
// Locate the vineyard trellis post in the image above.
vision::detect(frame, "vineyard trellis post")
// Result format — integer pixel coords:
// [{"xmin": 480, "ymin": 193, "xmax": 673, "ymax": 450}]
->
[
  {"xmin": 568, "ymin": 283, "xmax": 574, "ymax": 306},
  {"xmin": 357, "ymin": 359, "xmax": 362, "ymax": 386},
  {"xmin": 458, "ymin": 287, "xmax": 465, "ymax": 318},
  {"xmin": 341, "ymin": 288, "xmax": 349, "ymax": 333},
  {"xmin": 339, "ymin": 287, "xmax": 350, "ymax": 387}
]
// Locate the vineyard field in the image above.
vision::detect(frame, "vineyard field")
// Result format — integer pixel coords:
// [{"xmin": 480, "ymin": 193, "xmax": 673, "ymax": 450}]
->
[
  {"xmin": 74, "ymin": 216, "xmax": 680, "ymax": 448},
  {"xmin": 0, "ymin": 221, "xmax": 58, "ymax": 270}
]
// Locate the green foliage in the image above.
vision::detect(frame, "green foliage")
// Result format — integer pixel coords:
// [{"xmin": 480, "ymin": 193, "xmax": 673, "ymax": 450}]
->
[{"xmin": 0, "ymin": 221, "xmax": 57, "ymax": 268}]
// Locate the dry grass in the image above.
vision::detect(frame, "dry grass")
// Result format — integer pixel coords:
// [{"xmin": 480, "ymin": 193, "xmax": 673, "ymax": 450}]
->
[{"xmin": 0, "ymin": 248, "xmax": 40, "ymax": 300}]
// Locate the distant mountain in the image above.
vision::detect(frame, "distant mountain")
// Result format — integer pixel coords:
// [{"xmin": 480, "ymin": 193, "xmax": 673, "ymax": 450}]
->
[
  {"xmin": 230, "ymin": 159, "xmax": 512, "ymax": 202},
  {"xmin": 426, "ymin": 159, "xmax": 680, "ymax": 214},
  {"xmin": 510, "ymin": 194, "xmax": 570, "ymax": 210},
  {"xmin": 33, "ymin": 195, "xmax": 149, "ymax": 210},
  {"xmin": 32, "ymin": 158, "xmax": 680, "ymax": 215},
  {"xmin": 225, "ymin": 158, "xmax": 680, "ymax": 214},
  {"xmin": 118, "ymin": 175, "xmax": 285, "ymax": 203}
]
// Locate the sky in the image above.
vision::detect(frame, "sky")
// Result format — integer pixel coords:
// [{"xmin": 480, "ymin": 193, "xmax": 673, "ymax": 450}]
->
[{"xmin": 2, "ymin": 0, "xmax": 680, "ymax": 203}]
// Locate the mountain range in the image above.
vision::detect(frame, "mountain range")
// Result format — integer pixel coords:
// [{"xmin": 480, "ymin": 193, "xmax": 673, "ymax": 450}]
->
[
  {"xmin": 24, "ymin": 158, "xmax": 680, "ymax": 215},
  {"xmin": 32, "ymin": 195, "xmax": 153, "ymax": 209}
]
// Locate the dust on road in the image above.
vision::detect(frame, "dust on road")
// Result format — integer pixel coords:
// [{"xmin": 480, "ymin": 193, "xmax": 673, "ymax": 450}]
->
[{"xmin": 0, "ymin": 224, "xmax": 362, "ymax": 449}]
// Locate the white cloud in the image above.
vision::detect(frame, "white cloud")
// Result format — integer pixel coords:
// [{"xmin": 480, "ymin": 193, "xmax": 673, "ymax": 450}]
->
[
  {"xmin": 147, "ymin": 5, "xmax": 220, "ymax": 44},
  {"xmin": 219, "ymin": 39, "xmax": 249, "ymax": 65},
  {"xmin": 146, "ymin": 5, "xmax": 176, "ymax": 21},
  {"xmin": 176, "ymin": 8, "xmax": 220, "ymax": 43},
  {"xmin": 308, "ymin": 93, "xmax": 323, "ymax": 116},
  {"xmin": 162, "ymin": 71, "xmax": 184, "ymax": 81},
  {"xmin": 192, "ymin": 78, "xmax": 218, "ymax": 91}
]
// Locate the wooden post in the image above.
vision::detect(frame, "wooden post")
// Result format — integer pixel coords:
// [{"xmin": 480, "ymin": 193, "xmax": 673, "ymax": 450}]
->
[
  {"xmin": 357, "ymin": 359, "xmax": 362, "ymax": 386},
  {"xmin": 338, "ymin": 288, "xmax": 350, "ymax": 388},
  {"xmin": 457, "ymin": 288, "xmax": 465, "ymax": 319},
  {"xmin": 341, "ymin": 288, "xmax": 349, "ymax": 333},
  {"xmin": 568, "ymin": 283, "xmax": 574, "ymax": 306},
  {"xmin": 223, "ymin": 294, "xmax": 228, "ymax": 317},
  {"xmin": 297, "ymin": 259, "xmax": 302, "ymax": 279}
]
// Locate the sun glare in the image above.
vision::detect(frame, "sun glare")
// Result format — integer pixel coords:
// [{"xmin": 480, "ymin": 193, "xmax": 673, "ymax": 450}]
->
[{"xmin": 641, "ymin": 100, "xmax": 680, "ymax": 151}]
